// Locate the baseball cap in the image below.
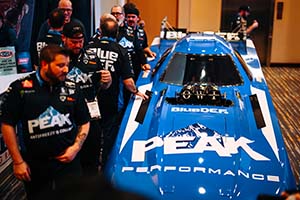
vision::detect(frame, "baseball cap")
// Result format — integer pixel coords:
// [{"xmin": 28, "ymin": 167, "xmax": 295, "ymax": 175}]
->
[
  {"xmin": 125, "ymin": 7, "xmax": 139, "ymax": 16},
  {"xmin": 239, "ymin": 5, "xmax": 251, "ymax": 12},
  {"xmin": 63, "ymin": 21, "xmax": 84, "ymax": 39}
]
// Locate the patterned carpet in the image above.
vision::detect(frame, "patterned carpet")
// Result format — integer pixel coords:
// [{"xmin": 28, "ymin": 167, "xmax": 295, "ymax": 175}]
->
[{"xmin": 262, "ymin": 66, "xmax": 300, "ymax": 185}]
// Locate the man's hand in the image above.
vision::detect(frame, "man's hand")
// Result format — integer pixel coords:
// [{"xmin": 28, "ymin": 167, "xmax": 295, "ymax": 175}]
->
[
  {"xmin": 134, "ymin": 90, "xmax": 149, "ymax": 100},
  {"xmin": 13, "ymin": 161, "xmax": 31, "ymax": 182},
  {"xmin": 252, "ymin": 20, "xmax": 259, "ymax": 29},
  {"xmin": 100, "ymin": 69, "xmax": 112, "ymax": 89},
  {"xmin": 55, "ymin": 144, "xmax": 79, "ymax": 163},
  {"xmin": 141, "ymin": 64, "xmax": 151, "ymax": 71}
]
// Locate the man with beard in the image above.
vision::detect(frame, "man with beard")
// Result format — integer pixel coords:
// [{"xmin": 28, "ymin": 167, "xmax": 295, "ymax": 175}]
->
[
  {"xmin": 62, "ymin": 21, "xmax": 112, "ymax": 175},
  {"xmin": 0, "ymin": 44, "xmax": 90, "ymax": 200},
  {"xmin": 116, "ymin": 6, "xmax": 152, "ymax": 111}
]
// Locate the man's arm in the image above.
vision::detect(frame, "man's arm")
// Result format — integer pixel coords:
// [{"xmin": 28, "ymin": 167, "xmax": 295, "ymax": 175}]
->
[
  {"xmin": 246, "ymin": 20, "xmax": 259, "ymax": 34},
  {"xmin": 1, "ymin": 123, "xmax": 31, "ymax": 181},
  {"xmin": 123, "ymin": 78, "xmax": 148, "ymax": 100},
  {"xmin": 144, "ymin": 47, "xmax": 156, "ymax": 58},
  {"xmin": 55, "ymin": 121, "xmax": 90, "ymax": 163}
]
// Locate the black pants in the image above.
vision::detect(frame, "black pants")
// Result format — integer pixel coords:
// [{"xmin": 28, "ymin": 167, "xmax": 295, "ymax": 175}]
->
[
  {"xmin": 100, "ymin": 113, "xmax": 122, "ymax": 169},
  {"xmin": 79, "ymin": 119, "xmax": 102, "ymax": 176},
  {"xmin": 24, "ymin": 156, "xmax": 81, "ymax": 200}
]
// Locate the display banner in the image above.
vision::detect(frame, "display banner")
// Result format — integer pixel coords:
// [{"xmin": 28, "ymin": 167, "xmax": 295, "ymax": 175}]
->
[{"xmin": 0, "ymin": 46, "xmax": 17, "ymax": 76}]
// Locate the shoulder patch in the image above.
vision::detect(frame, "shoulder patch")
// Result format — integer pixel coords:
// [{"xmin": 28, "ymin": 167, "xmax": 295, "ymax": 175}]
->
[{"xmin": 22, "ymin": 80, "xmax": 33, "ymax": 88}]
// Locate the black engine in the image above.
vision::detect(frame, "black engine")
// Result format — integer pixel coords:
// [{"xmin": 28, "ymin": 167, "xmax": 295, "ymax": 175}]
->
[{"xmin": 166, "ymin": 83, "xmax": 233, "ymax": 106}]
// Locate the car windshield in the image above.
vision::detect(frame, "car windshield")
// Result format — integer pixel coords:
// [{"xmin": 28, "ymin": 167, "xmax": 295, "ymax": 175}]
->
[{"xmin": 162, "ymin": 53, "xmax": 243, "ymax": 86}]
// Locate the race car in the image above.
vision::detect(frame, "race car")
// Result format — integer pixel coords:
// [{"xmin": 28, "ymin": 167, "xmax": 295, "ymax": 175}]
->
[{"xmin": 104, "ymin": 30, "xmax": 297, "ymax": 199}]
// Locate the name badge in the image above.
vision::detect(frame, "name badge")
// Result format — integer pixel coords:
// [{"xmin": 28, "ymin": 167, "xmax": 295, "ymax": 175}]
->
[{"xmin": 86, "ymin": 98, "xmax": 101, "ymax": 120}]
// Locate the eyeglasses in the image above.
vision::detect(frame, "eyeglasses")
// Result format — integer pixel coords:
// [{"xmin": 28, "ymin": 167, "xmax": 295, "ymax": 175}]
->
[
  {"xmin": 60, "ymin": 8, "xmax": 73, "ymax": 12},
  {"xmin": 111, "ymin": 12, "xmax": 123, "ymax": 16}
]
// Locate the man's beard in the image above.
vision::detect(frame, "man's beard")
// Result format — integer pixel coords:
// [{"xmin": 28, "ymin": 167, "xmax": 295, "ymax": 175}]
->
[{"xmin": 45, "ymin": 65, "xmax": 65, "ymax": 84}]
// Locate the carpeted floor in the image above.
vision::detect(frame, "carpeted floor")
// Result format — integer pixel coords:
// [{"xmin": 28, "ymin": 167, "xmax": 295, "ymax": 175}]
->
[{"xmin": 262, "ymin": 66, "xmax": 300, "ymax": 186}]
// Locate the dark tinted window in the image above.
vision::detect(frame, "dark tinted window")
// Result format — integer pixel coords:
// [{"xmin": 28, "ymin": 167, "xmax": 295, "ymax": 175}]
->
[{"xmin": 162, "ymin": 53, "xmax": 243, "ymax": 86}]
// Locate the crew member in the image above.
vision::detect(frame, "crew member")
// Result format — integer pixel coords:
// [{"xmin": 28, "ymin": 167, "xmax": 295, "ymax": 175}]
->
[
  {"xmin": 62, "ymin": 21, "xmax": 112, "ymax": 175},
  {"xmin": 231, "ymin": 5, "xmax": 259, "ymax": 38},
  {"xmin": 0, "ymin": 44, "xmax": 90, "ymax": 200},
  {"xmin": 34, "ymin": 8, "xmax": 65, "ymax": 68}
]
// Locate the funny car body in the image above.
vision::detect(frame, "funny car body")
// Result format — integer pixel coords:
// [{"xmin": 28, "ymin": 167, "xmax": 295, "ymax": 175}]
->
[{"xmin": 104, "ymin": 31, "xmax": 297, "ymax": 199}]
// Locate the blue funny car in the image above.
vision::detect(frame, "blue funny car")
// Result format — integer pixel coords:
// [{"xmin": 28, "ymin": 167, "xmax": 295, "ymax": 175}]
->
[{"xmin": 104, "ymin": 31, "xmax": 297, "ymax": 199}]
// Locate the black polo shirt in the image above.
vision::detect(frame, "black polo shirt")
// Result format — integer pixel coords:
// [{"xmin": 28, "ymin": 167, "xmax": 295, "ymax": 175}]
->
[
  {"xmin": 83, "ymin": 37, "xmax": 134, "ymax": 119},
  {"xmin": 0, "ymin": 72, "xmax": 90, "ymax": 159}
]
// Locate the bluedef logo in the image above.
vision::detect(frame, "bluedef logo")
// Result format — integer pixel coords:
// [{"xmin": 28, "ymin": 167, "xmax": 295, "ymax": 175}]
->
[
  {"xmin": 131, "ymin": 123, "xmax": 269, "ymax": 162},
  {"xmin": 27, "ymin": 106, "xmax": 72, "ymax": 138},
  {"xmin": 84, "ymin": 47, "xmax": 118, "ymax": 71}
]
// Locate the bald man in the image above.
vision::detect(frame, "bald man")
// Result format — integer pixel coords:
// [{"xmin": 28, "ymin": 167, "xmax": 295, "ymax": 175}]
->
[
  {"xmin": 89, "ymin": 13, "xmax": 117, "ymax": 42},
  {"xmin": 37, "ymin": 0, "xmax": 87, "ymax": 42}
]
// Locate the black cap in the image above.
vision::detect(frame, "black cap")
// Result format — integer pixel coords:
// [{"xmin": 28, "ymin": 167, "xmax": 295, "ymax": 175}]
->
[
  {"xmin": 63, "ymin": 21, "xmax": 84, "ymax": 39},
  {"xmin": 239, "ymin": 5, "xmax": 251, "ymax": 12},
  {"xmin": 125, "ymin": 7, "xmax": 139, "ymax": 16}
]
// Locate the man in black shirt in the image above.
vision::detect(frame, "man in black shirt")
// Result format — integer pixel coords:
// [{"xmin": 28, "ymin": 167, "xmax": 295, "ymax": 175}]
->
[
  {"xmin": 34, "ymin": 8, "xmax": 65, "ymax": 68},
  {"xmin": 62, "ymin": 20, "xmax": 112, "ymax": 175},
  {"xmin": 231, "ymin": 5, "xmax": 259, "ymax": 39},
  {"xmin": 0, "ymin": 44, "xmax": 90, "ymax": 200},
  {"xmin": 85, "ymin": 17, "xmax": 148, "ymax": 168}
]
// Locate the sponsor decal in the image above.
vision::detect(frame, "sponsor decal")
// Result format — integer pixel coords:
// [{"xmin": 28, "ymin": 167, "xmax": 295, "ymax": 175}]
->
[
  {"xmin": 85, "ymin": 47, "xmax": 118, "ymax": 71},
  {"xmin": 118, "ymin": 37, "xmax": 134, "ymax": 49},
  {"xmin": 0, "ymin": 50, "xmax": 13, "ymax": 59},
  {"xmin": 171, "ymin": 107, "xmax": 229, "ymax": 114},
  {"xmin": 121, "ymin": 165, "xmax": 280, "ymax": 182},
  {"xmin": 27, "ymin": 106, "xmax": 72, "ymax": 136},
  {"xmin": 67, "ymin": 97, "xmax": 75, "ymax": 102},
  {"xmin": 122, "ymin": 123, "xmax": 279, "ymax": 183},
  {"xmin": 67, "ymin": 68, "xmax": 93, "ymax": 84},
  {"xmin": 21, "ymin": 80, "xmax": 33, "ymax": 88},
  {"xmin": 60, "ymin": 96, "xmax": 66, "ymax": 102},
  {"xmin": 131, "ymin": 123, "xmax": 269, "ymax": 162},
  {"xmin": 17, "ymin": 57, "xmax": 29, "ymax": 65},
  {"xmin": 65, "ymin": 81, "xmax": 76, "ymax": 88}
]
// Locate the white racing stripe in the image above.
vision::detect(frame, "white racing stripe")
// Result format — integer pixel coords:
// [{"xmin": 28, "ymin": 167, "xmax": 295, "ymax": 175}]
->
[
  {"xmin": 120, "ymin": 82, "xmax": 153, "ymax": 152},
  {"xmin": 251, "ymin": 86, "xmax": 280, "ymax": 161}
]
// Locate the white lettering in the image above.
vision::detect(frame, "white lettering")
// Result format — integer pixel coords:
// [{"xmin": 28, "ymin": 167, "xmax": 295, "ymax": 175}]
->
[
  {"xmin": 178, "ymin": 166, "xmax": 191, "ymax": 172},
  {"xmin": 208, "ymin": 168, "xmax": 221, "ymax": 175},
  {"xmin": 86, "ymin": 48, "xmax": 118, "ymax": 72},
  {"xmin": 132, "ymin": 135, "xmax": 269, "ymax": 162},
  {"xmin": 28, "ymin": 113, "xmax": 71, "ymax": 134},
  {"xmin": 132, "ymin": 136, "xmax": 163, "ymax": 162},
  {"xmin": 164, "ymin": 166, "xmax": 176, "ymax": 172},
  {"xmin": 121, "ymin": 165, "xmax": 280, "ymax": 183},
  {"xmin": 122, "ymin": 167, "xmax": 134, "ymax": 172},
  {"xmin": 252, "ymin": 174, "xmax": 265, "ymax": 181},
  {"xmin": 223, "ymin": 170, "xmax": 235, "ymax": 176},
  {"xmin": 171, "ymin": 107, "xmax": 229, "ymax": 114}
]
